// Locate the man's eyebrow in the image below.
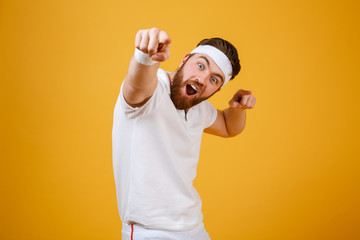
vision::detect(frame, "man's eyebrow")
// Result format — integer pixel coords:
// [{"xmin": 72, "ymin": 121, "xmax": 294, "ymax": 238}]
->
[{"xmin": 198, "ymin": 56, "xmax": 225, "ymax": 83}]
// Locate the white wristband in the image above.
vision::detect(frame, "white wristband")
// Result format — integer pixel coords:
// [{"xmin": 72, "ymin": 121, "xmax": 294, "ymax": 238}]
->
[{"xmin": 134, "ymin": 48, "xmax": 158, "ymax": 65}]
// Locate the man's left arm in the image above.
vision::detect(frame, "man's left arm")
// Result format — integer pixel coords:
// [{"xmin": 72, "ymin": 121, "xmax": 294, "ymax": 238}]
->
[{"xmin": 204, "ymin": 89, "xmax": 256, "ymax": 138}]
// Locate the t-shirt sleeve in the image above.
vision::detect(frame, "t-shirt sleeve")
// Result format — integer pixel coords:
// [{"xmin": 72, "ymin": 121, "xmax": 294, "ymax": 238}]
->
[
  {"xmin": 202, "ymin": 100, "xmax": 218, "ymax": 129},
  {"xmin": 118, "ymin": 79, "xmax": 165, "ymax": 119}
]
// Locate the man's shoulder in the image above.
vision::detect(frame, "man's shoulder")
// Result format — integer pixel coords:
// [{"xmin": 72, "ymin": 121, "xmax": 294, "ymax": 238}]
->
[{"xmin": 196, "ymin": 100, "xmax": 215, "ymax": 114}]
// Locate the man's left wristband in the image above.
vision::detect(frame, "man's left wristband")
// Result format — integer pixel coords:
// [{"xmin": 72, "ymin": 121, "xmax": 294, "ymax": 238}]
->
[{"xmin": 134, "ymin": 48, "xmax": 158, "ymax": 66}]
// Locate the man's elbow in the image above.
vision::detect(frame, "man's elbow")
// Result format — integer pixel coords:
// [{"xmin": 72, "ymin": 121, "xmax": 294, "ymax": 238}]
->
[{"xmin": 226, "ymin": 127, "xmax": 245, "ymax": 138}]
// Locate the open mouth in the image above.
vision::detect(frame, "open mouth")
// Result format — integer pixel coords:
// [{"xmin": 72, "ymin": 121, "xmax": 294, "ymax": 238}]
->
[{"xmin": 186, "ymin": 84, "xmax": 198, "ymax": 96}]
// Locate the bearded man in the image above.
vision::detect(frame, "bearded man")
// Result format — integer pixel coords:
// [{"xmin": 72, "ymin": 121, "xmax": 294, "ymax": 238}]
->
[{"xmin": 112, "ymin": 27, "xmax": 256, "ymax": 240}]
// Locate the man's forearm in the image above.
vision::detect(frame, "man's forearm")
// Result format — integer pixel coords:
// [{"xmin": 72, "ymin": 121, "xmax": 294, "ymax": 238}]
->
[
  {"xmin": 122, "ymin": 28, "xmax": 171, "ymax": 108},
  {"xmin": 223, "ymin": 107, "xmax": 246, "ymax": 137}
]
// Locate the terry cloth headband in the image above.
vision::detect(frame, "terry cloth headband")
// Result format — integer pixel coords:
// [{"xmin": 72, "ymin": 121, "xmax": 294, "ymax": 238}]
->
[{"xmin": 190, "ymin": 45, "xmax": 233, "ymax": 86}]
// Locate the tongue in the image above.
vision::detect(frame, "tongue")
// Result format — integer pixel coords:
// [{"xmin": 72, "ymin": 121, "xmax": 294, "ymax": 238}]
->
[{"xmin": 186, "ymin": 85, "xmax": 196, "ymax": 95}]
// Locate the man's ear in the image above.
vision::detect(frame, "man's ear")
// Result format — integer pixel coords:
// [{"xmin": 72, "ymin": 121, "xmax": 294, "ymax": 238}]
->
[{"xmin": 179, "ymin": 53, "xmax": 190, "ymax": 67}]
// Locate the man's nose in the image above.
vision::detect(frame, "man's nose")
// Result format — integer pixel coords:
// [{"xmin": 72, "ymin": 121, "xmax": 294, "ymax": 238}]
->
[
  {"xmin": 196, "ymin": 73, "xmax": 209, "ymax": 86},
  {"xmin": 194, "ymin": 76, "xmax": 205, "ymax": 88}
]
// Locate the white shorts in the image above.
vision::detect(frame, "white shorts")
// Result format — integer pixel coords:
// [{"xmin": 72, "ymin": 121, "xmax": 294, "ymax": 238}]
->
[{"xmin": 121, "ymin": 222, "xmax": 211, "ymax": 240}]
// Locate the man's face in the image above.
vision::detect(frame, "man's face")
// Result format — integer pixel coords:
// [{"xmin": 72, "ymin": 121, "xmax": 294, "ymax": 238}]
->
[{"xmin": 170, "ymin": 54, "xmax": 225, "ymax": 110}]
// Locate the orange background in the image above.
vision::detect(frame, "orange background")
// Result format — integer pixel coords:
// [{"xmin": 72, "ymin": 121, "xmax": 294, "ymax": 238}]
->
[{"xmin": 1, "ymin": 0, "xmax": 359, "ymax": 239}]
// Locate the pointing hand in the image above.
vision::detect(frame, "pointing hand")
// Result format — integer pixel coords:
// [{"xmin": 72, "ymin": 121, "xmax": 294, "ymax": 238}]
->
[
  {"xmin": 229, "ymin": 89, "xmax": 256, "ymax": 109},
  {"xmin": 135, "ymin": 28, "xmax": 171, "ymax": 62}
]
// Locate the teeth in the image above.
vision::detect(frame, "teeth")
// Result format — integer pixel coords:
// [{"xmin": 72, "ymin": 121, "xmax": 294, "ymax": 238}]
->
[{"xmin": 190, "ymin": 84, "xmax": 197, "ymax": 91}]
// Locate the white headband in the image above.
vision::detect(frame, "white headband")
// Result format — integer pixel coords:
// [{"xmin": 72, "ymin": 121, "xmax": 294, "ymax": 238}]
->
[{"xmin": 190, "ymin": 45, "xmax": 232, "ymax": 86}]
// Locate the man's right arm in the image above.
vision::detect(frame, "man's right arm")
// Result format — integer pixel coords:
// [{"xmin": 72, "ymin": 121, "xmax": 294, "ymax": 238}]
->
[{"xmin": 122, "ymin": 28, "xmax": 171, "ymax": 108}]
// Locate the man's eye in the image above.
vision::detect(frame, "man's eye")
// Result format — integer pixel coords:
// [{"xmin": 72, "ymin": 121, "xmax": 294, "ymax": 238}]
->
[
  {"xmin": 198, "ymin": 63, "xmax": 204, "ymax": 69},
  {"xmin": 211, "ymin": 77, "xmax": 217, "ymax": 83}
]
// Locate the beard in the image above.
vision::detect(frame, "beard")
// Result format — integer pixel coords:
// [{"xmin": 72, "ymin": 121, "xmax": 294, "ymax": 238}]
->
[{"xmin": 170, "ymin": 65, "xmax": 209, "ymax": 110}]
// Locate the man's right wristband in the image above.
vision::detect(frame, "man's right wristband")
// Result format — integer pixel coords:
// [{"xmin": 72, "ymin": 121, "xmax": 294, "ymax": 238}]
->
[{"xmin": 134, "ymin": 48, "xmax": 158, "ymax": 65}]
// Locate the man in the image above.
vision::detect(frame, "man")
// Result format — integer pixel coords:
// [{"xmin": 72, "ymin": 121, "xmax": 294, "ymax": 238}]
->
[{"xmin": 112, "ymin": 28, "xmax": 256, "ymax": 240}]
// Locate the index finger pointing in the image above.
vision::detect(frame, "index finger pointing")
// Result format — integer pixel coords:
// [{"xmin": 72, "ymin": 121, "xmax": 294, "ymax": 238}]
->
[{"xmin": 158, "ymin": 31, "xmax": 171, "ymax": 44}]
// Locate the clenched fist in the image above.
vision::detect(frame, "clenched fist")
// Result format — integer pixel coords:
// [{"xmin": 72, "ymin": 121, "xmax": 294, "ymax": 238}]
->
[
  {"xmin": 135, "ymin": 28, "xmax": 171, "ymax": 62},
  {"xmin": 229, "ymin": 89, "xmax": 256, "ymax": 109}
]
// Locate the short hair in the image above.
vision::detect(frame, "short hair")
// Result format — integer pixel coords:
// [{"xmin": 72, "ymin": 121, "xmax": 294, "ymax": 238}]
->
[{"xmin": 197, "ymin": 38, "xmax": 241, "ymax": 80}]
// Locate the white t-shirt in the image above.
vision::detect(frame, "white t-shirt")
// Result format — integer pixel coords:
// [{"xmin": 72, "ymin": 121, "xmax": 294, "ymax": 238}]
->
[{"xmin": 112, "ymin": 68, "xmax": 217, "ymax": 231}]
